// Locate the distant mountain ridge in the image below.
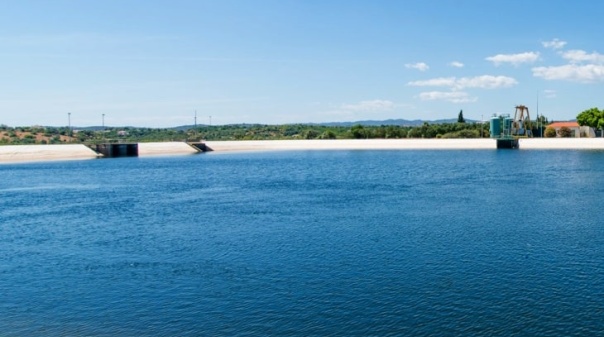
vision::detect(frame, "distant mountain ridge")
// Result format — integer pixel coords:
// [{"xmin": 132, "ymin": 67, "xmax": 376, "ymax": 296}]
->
[{"xmin": 313, "ymin": 118, "xmax": 479, "ymax": 127}]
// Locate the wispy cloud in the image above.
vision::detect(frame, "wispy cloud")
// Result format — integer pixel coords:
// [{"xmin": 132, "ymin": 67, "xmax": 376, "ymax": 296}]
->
[
  {"xmin": 532, "ymin": 64, "xmax": 604, "ymax": 82},
  {"xmin": 405, "ymin": 62, "xmax": 429, "ymax": 71},
  {"xmin": 409, "ymin": 77, "xmax": 456, "ymax": 87},
  {"xmin": 341, "ymin": 99, "xmax": 395, "ymax": 111},
  {"xmin": 560, "ymin": 50, "xmax": 604, "ymax": 64},
  {"xmin": 542, "ymin": 38, "xmax": 567, "ymax": 50},
  {"xmin": 418, "ymin": 91, "xmax": 477, "ymax": 103},
  {"xmin": 485, "ymin": 52, "xmax": 540, "ymax": 66},
  {"xmin": 408, "ymin": 75, "xmax": 518, "ymax": 90},
  {"xmin": 0, "ymin": 33, "xmax": 181, "ymax": 47},
  {"xmin": 543, "ymin": 89, "xmax": 557, "ymax": 98},
  {"xmin": 449, "ymin": 61, "xmax": 464, "ymax": 68}
]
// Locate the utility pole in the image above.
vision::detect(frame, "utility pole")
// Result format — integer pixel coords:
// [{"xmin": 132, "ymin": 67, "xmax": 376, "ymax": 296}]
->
[
  {"xmin": 102, "ymin": 114, "xmax": 105, "ymax": 142},
  {"xmin": 68, "ymin": 112, "xmax": 71, "ymax": 142},
  {"xmin": 537, "ymin": 92, "xmax": 541, "ymax": 137},
  {"xmin": 209, "ymin": 115, "xmax": 212, "ymax": 126}
]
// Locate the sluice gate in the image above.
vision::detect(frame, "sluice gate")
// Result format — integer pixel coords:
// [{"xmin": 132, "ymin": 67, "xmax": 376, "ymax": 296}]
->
[{"xmin": 94, "ymin": 143, "xmax": 139, "ymax": 158}]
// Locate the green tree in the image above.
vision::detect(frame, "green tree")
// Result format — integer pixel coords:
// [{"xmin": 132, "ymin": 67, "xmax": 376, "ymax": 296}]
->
[
  {"xmin": 407, "ymin": 128, "xmax": 422, "ymax": 138},
  {"xmin": 350, "ymin": 124, "xmax": 367, "ymax": 139},
  {"xmin": 457, "ymin": 110, "xmax": 465, "ymax": 123},
  {"xmin": 302, "ymin": 129, "xmax": 319, "ymax": 139},
  {"xmin": 320, "ymin": 130, "xmax": 336, "ymax": 139},
  {"xmin": 577, "ymin": 107, "xmax": 604, "ymax": 136}
]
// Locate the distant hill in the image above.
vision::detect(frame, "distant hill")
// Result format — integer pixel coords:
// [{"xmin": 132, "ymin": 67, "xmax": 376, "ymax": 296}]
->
[
  {"xmin": 67, "ymin": 119, "xmax": 484, "ymax": 131},
  {"xmin": 171, "ymin": 119, "xmax": 480, "ymax": 130},
  {"xmin": 315, "ymin": 118, "xmax": 478, "ymax": 127}
]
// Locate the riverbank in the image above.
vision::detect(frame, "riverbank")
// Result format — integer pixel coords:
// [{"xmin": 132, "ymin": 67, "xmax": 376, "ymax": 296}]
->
[{"xmin": 2, "ymin": 139, "xmax": 604, "ymax": 164}]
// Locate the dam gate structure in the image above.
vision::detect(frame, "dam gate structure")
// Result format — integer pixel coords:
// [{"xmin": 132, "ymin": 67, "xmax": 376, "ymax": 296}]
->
[{"xmin": 94, "ymin": 143, "xmax": 139, "ymax": 158}]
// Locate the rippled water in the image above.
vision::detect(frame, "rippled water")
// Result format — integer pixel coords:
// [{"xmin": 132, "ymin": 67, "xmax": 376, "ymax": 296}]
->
[{"xmin": 2, "ymin": 150, "xmax": 604, "ymax": 336}]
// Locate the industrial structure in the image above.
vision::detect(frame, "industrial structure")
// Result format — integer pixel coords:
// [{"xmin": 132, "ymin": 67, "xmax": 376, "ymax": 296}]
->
[{"xmin": 490, "ymin": 105, "xmax": 533, "ymax": 149}]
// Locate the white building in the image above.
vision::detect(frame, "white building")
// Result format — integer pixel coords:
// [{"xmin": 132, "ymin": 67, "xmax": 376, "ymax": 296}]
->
[{"xmin": 548, "ymin": 122, "xmax": 595, "ymax": 138}]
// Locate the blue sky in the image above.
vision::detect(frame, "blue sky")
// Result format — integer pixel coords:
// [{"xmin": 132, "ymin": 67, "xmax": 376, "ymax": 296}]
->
[{"xmin": 1, "ymin": 0, "xmax": 604, "ymax": 127}]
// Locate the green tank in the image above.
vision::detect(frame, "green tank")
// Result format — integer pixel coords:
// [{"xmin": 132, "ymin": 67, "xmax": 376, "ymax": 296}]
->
[
  {"xmin": 504, "ymin": 117, "xmax": 513, "ymax": 136},
  {"xmin": 490, "ymin": 116, "xmax": 501, "ymax": 138}
]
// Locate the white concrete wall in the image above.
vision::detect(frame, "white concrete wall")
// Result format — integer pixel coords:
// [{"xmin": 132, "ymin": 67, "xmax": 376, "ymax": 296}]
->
[
  {"xmin": 204, "ymin": 139, "xmax": 498, "ymax": 152},
  {"xmin": 0, "ymin": 144, "xmax": 100, "ymax": 164},
  {"xmin": 519, "ymin": 138, "xmax": 604, "ymax": 149},
  {"xmin": 137, "ymin": 142, "xmax": 199, "ymax": 156}
]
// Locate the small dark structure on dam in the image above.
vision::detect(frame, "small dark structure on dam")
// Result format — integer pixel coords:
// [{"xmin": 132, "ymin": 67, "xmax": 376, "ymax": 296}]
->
[
  {"xmin": 94, "ymin": 143, "xmax": 139, "ymax": 158},
  {"xmin": 188, "ymin": 142, "xmax": 211, "ymax": 152}
]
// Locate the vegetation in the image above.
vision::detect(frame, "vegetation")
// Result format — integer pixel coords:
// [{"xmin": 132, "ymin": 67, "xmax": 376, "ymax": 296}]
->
[
  {"xmin": 1, "ymin": 110, "xmax": 562, "ymax": 145},
  {"xmin": 577, "ymin": 107, "xmax": 604, "ymax": 133},
  {"xmin": 544, "ymin": 127, "xmax": 557, "ymax": 138},
  {"xmin": 0, "ymin": 122, "xmax": 494, "ymax": 145},
  {"xmin": 457, "ymin": 110, "xmax": 465, "ymax": 123},
  {"xmin": 558, "ymin": 126, "xmax": 572, "ymax": 138}
]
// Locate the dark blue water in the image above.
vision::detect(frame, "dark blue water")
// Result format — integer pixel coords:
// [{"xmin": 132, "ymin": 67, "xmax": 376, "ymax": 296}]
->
[{"xmin": 2, "ymin": 150, "xmax": 604, "ymax": 336}]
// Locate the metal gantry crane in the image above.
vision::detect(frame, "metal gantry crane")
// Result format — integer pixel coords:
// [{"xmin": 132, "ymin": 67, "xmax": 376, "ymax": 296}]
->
[{"xmin": 510, "ymin": 105, "xmax": 533, "ymax": 137}]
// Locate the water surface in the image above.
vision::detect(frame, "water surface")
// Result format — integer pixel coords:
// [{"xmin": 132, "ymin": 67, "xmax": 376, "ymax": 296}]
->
[{"xmin": 1, "ymin": 150, "xmax": 604, "ymax": 336}]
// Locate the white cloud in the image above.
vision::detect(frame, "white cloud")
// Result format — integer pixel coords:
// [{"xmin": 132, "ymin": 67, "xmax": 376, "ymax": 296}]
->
[
  {"xmin": 418, "ymin": 91, "xmax": 477, "ymax": 103},
  {"xmin": 449, "ymin": 61, "xmax": 464, "ymax": 68},
  {"xmin": 543, "ymin": 89, "xmax": 557, "ymax": 98},
  {"xmin": 405, "ymin": 62, "xmax": 429, "ymax": 71},
  {"xmin": 560, "ymin": 50, "xmax": 604, "ymax": 64},
  {"xmin": 408, "ymin": 75, "xmax": 517, "ymax": 90},
  {"xmin": 532, "ymin": 64, "xmax": 604, "ymax": 82},
  {"xmin": 485, "ymin": 52, "xmax": 540, "ymax": 66},
  {"xmin": 408, "ymin": 77, "xmax": 456, "ymax": 87},
  {"xmin": 341, "ymin": 99, "xmax": 395, "ymax": 111},
  {"xmin": 455, "ymin": 75, "xmax": 518, "ymax": 89},
  {"xmin": 542, "ymin": 38, "xmax": 567, "ymax": 49}
]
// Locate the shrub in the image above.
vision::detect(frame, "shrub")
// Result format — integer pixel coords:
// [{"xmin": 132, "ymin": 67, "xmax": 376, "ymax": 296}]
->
[
  {"xmin": 544, "ymin": 127, "xmax": 557, "ymax": 138},
  {"xmin": 558, "ymin": 126, "xmax": 572, "ymax": 138}
]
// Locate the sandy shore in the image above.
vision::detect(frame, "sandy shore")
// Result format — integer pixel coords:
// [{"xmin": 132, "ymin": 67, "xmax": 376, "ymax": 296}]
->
[{"xmin": 2, "ymin": 139, "xmax": 604, "ymax": 164}]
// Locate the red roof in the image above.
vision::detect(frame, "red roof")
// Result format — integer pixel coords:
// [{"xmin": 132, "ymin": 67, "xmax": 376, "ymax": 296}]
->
[{"xmin": 548, "ymin": 121, "xmax": 579, "ymax": 128}]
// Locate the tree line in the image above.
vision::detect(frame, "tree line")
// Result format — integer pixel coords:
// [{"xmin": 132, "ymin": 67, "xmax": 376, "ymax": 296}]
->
[
  {"xmin": 1, "ymin": 122, "xmax": 494, "ymax": 145},
  {"xmin": 9, "ymin": 108, "xmax": 594, "ymax": 145}
]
